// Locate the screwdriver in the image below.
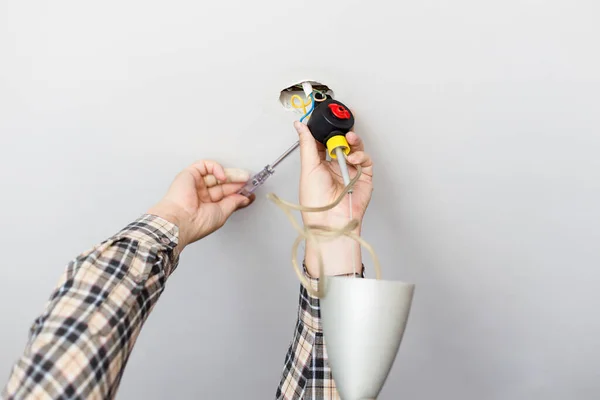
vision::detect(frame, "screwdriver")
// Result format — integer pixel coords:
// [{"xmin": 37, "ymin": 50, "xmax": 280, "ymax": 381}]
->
[{"xmin": 237, "ymin": 140, "xmax": 300, "ymax": 197}]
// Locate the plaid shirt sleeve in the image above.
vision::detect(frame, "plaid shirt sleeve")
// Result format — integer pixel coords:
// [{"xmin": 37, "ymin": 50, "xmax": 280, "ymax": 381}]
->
[
  {"xmin": 276, "ymin": 267, "xmax": 364, "ymax": 400},
  {"xmin": 2, "ymin": 214, "xmax": 180, "ymax": 400}
]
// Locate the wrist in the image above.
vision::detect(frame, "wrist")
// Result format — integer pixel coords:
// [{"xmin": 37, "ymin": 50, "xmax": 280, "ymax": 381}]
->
[
  {"xmin": 147, "ymin": 201, "xmax": 190, "ymax": 252},
  {"xmin": 304, "ymin": 218, "xmax": 362, "ymax": 277},
  {"xmin": 302, "ymin": 211, "xmax": 362, "ymax": 234}
]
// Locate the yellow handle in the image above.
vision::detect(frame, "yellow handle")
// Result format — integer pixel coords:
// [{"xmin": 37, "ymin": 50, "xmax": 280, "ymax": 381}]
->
[{"xmin": 326, "ymin": 135, "xmax": 351, "ymax": 159}]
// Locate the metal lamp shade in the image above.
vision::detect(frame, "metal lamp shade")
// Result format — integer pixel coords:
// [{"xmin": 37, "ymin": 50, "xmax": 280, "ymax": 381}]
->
[{"xmin": 320, "ymin": 276, "xmax": 415, "ymax": 400}]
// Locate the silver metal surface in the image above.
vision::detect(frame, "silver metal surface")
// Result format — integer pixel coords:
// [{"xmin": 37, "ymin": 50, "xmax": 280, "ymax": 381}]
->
[
  {"xmin": 237, "ymin": 140, "xmax": 300, "ymax": 197},
  {"xmin": 335, "ymin": 146, "xmax": 352, "ymax": 193},
  {"xmin": 270, "ymin": 140, "xmax": 300, "ymax": 169},
  {"xmin": 320, "ymin": 276, "xmax": 415, "ymax": 400}
]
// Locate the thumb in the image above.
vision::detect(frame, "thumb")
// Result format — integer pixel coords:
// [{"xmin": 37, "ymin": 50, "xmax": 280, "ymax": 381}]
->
[
  {"xmin": 218, "ymin": 194, "xmax": 251, "ymax": 218},
  {"xmin": 294, "ymin": 121, "xmax": 320, "ymax": 170}
]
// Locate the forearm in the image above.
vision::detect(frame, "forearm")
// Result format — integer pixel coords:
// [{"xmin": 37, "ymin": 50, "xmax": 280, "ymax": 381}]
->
[
  {"xmin": 2, "ymin": 215, "xmax": 180, "ymax": 400},
  {"xmin": 279, "ymin": 118, "xmax": 373, "ymax": 398},
  {"xmin": 277, "ymin": 241, "xmax": 364, "ymax": 400}
]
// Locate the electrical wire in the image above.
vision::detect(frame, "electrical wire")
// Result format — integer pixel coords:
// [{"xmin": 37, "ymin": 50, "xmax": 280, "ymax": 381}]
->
[
  {"xmin": 291, "ymin": 92, "xmax": 316, "ymax": 122},
  {"xmin": 300, "ymin": 93, "xmax": 315, "ymax": 123},
  {"xmin": 267, "ymin": 157, "xmax": 382, "ymax": 298},
  {"xmin": 291, "ymin": 94, "xmax": 310, "ymax": 115},
  {"xmin": 314, "ymin": 92, "xmax": 327, "ymax": 102},
  {"xmin": 349, "ymin": 192, "xmax": 356, "ymax": 278}
]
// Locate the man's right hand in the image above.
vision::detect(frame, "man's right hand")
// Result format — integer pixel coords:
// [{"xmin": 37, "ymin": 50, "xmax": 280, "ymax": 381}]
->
[{"xmin": 294, "ymin": 121, "xmax": 374, "ymax": 277}]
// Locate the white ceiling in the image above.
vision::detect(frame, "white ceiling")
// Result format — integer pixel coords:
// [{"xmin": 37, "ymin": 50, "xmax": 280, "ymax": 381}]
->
[{"xmin": 1, "ymin": 0, "xmax": 599, "ymax": 398}]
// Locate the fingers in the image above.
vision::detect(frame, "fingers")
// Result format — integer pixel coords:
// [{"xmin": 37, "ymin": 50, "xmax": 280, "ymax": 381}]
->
[
  {"xmin": 224, "ymin": 168, "xmax": 250, "ymax": 183},
  {"xmin": 218, "ymin": 194, "xmax": 253, "ymax": 218},
  {"xmin": 203, "ymin": 168, "xmax": 250, "ymax": 187},
  {"xmin": 346, "ymin": 131, "xmax": 364, "ymax": 152},
  {"xmin": 237, "ymin": 193, "xmax": 255, "ymax": 209},
  {"xmin": 316, "ymin": 141, "xmax": 327, "ymax": 161},
  {"xmin": 185, "ymin": 160, "xmax": 250, "ymax": 205},
  {"xmin": 188, "ymin": 160, "xmax": 227, "ymax": 183},
  {"xmin": 203, "ymin": 174, "xmax": 220, "ymax": 188},
  {"xmin": 208, "ymin": 182, "xmax": 246, "ymax": 202},
  {"xmin": 187, "ymin": 159, "xmax": 249, "ymax": 187},
  {"xmin": 347, "ymin": 151, "xmax": 373, "ymax": 169},
  {"xmin": 294, "ymin": 121, "xmax": 321, "ymax": 170},
  {"xmin": 345, "ymin": 132, "xmax": 373, "ymax": 174}
]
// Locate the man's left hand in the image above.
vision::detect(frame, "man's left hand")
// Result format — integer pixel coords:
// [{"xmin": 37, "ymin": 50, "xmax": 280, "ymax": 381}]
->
[{"xmin": 148, "ymin": 160, "xmax": 254, "ymax": 251}]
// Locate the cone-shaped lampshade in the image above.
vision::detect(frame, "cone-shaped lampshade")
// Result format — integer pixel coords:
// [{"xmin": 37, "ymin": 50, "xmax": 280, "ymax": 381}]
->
[{"xmin": 320, "ymin": 277, "xmax": 415, "ymax": 400}]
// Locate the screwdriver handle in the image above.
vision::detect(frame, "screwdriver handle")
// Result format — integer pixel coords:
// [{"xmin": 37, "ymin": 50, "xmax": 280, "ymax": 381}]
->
[{"xmin": 237, "ymin": 166, "xmax": 274, "ymax": 197}]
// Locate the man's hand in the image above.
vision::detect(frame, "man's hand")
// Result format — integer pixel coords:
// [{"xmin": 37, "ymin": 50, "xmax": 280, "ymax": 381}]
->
[
  {"xmin": 148, "ymin": 160, "xmax": 254, "ymax": 251},
  {"xmin": 294, "ymin": 121, "xmax": 374, "ymax": 277}
]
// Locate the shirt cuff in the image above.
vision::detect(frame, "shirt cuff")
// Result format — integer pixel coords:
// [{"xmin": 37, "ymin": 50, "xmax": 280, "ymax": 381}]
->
[
  {"xmin": 115, "ymin": 214, "xmax": 180, "ymax": 275},
  {"xmin": 298, "ymin": 264, "xmax": 365, "ymax": 332}
]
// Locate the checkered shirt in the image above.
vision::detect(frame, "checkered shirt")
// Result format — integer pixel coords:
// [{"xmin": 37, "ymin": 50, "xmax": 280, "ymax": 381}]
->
[
  {"xmin": 2, "ymin": 214, "xmax": 361, "ymax": 399},
  {"xmin": 275, "ymin": 268, "xmax": 364, "ymax": 400}
]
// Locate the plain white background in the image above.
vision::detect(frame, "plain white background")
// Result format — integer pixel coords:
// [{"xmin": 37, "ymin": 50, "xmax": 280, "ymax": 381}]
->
[{"xmin": 1, "ymin": 0, "xmax": 599, "ymax": 398}]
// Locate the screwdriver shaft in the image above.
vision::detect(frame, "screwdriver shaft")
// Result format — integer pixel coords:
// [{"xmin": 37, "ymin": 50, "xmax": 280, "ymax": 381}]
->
[
  {"xmin": 335, "ymin": 146, "xmax": 353, "ymax": 193},
  {"xmin": 270, "ymin": 140, "xmax": 300, "ymax": 170}
]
